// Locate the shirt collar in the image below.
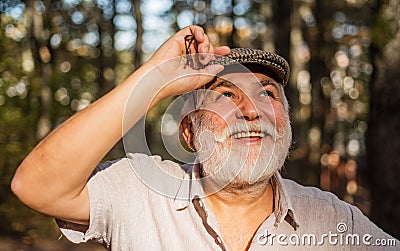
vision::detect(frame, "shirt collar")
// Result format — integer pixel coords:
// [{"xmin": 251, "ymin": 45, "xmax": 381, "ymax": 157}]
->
[
  {"xmin": 173, "ymin": 165, "xmax": 299, "ymax": 231},
  {"xmin": 270, "ymin": 172, "xmax": 300, "ymax": 230},
  {"xmin": 173, "ymin": 163, "xmax": 203, "ymax": 210}
]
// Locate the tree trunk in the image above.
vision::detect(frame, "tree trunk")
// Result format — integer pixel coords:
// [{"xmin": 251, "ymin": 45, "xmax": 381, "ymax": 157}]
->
[
  {"xmin": 133, "ymin": 0, "xmax": 143, "ymax": 69},
  {"xmin": 28, "ymin": 0, "xmax": 53, "ymax": 140},
  {"xmin": 368, "ymin": 0, "xmax": 400, "ymax": 239},
  {"xmin": 272, "ymin": 0, "xmax": 290, "ymax": 59}
]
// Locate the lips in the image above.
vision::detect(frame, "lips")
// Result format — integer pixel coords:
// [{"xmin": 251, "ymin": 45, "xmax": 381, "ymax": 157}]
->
[{"xmin": 231, "ymin": 131, "xmax": 266, "ymax": 139}]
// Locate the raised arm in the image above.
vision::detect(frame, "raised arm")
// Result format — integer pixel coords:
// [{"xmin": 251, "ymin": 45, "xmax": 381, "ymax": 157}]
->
[{"xmin": 11, "ymin": 26, "xmax": 229, "ymax": 225}]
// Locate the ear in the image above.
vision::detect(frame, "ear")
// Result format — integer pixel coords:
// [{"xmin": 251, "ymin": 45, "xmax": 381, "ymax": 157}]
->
[{"xmin": 180, "ymin": 115, "xmax": 195, "ymax": 151}]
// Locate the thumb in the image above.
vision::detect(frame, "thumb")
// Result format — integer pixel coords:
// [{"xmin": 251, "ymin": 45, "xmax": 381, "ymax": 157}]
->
[
  {"xmin": 191, "ymin": 64, "xmax": 224, "ymax": 89},
  {"xmin": 203, "ymin": 64, "xmax": 224, "ymax": 75}
]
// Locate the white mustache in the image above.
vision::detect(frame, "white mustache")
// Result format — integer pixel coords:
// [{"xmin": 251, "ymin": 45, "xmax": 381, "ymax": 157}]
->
[{"xmin": 213, "ymin": 121, "xmax": 284, "ymax": 143}]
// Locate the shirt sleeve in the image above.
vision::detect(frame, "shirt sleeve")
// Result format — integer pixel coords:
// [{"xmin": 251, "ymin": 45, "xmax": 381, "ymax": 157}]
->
[
  {"xmin": 349, "ymin": 204, "xmax": 399, "ymax": 250},
  {"xmin": 56, "ymin": 157, "xmax": 137, "ymax": 248}
]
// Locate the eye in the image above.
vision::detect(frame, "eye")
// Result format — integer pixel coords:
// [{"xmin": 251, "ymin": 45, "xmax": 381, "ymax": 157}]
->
[
  {"xmin": 218, "ymin": 91, "xmax": 234, "ymax": 99},
  {"xmin": 260, "ymin": 90, "xmax": 274, "ymax": 98}
]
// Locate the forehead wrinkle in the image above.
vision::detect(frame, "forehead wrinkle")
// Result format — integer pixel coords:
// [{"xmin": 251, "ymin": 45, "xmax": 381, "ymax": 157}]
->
[
  {"xmin": 260, "ymin": 78, "xmax": 279, "ymax": 90},
  {"xmin": 207, "ymin": 75, "xmax": 282, "ymax": 97},
  {"xmin": 209, "ymin": 78, "xmax": 264, "ymax": 93}
]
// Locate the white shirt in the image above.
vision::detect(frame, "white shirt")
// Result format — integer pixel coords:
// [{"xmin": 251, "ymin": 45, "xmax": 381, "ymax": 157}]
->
[{"xmin": 58, "ymin": 153, "xmax": 399, "ymax": 250}]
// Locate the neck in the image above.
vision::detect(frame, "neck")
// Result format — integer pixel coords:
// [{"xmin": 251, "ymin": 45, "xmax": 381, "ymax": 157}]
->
[
  {"xmin": 207, "ymin": 178, "xmax": 269, "ymax": 201},
  {"xmin": 204, "ymin": 178, "xmax": 274, "ymax": 213}
]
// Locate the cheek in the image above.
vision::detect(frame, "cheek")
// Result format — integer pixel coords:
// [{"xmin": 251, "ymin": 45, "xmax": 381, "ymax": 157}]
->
[
  {"xmin": 274, "ymin": 106, "xmax": 289, "ymax": 128},
  {"xmin": 200, "ymin": 110, "xmax": 229, "ymax": 132},
  {"xmin": 261, "ymin": 102, "xmax": 288, "ymax": 127},
  {"xmin": 200, "ymin": 102, "xmax": 236, "ymax": 128}
]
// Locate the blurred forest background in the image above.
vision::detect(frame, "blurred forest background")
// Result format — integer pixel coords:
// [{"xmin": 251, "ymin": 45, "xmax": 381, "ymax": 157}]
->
[{"xmin": 0, "ymin": 0, "xmax": 399, "ymax": 249}]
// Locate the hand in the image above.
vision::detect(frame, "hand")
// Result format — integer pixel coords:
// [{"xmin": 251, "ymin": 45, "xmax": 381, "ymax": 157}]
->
[{"xmin": 144, "ymin": 25, "xmax": 230, "ymax": 102}]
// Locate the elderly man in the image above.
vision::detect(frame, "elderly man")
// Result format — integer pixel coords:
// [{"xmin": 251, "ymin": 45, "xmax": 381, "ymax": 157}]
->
[{"xmin": 11, "ymin": 26, "xmax": 398, "ymax": 250}]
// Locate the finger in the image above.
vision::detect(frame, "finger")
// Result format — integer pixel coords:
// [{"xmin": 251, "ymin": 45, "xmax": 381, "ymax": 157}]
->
[
  {"xmin": 202, "ymin": 64, "xmax": 224, "ymax": 75},
  {"xmin": 170, "ymin": 25, "xmax": 202, "ymax": 54},
  {"xmin": 190, "ymin": 25, "xmax": 205, "ymax": 43},
  {"xmin": 198, "ymin": 45, "xmax": 230, "ymax": 65},
  {"xmin": 186, "ymin": 65, "xmax": 222, "ymax": 90},
  {"xmin": 198, "ymin": 34, "xmax": 212, "ymax": 64},
  {"xmin": 213, "ymin": 46, "xmax": 231, "ymax": 56},
  {"xmin": 198, "ymin": 33, "xmax": 210, "ymax": 54}
]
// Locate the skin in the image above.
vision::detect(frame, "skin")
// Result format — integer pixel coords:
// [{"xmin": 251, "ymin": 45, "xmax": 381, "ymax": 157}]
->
[
  {"xmin": 11, "ymin": 26, "xmax": 230, "ymax": 225},
  {"xmin": 181, "ymin": 71, "xmax": 289, "ymax": 250},
  {"xmin": 12, "ymin": 25, "xmax": 289, "ymax": 251}
]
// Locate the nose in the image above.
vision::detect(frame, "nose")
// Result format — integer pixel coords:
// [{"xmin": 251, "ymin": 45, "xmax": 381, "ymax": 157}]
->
[{"xmin": 235, "ymin": 94, "xmax": 260, "ymax": 121}]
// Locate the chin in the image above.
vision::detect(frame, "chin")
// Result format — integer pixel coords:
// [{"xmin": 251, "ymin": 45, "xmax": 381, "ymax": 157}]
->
[
  {"xmin": 197, "ymin": 138, "xmax": 288, "ymax": 193},
  {"xmin": 191, "ymin": 113, "xmax": 292, "ymax": 193}
]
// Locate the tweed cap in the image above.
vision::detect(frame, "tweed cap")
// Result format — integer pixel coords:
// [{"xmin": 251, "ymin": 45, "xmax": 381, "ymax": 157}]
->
[{"xmin": 206, "ymin": 48, "xmax": 290, "ymax": 86}]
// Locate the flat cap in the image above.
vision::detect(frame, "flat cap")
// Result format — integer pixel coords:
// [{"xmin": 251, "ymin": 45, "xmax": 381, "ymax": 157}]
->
[{"xmin": 206, "ymin": 48, "xmax": 290, "ymax": 86}]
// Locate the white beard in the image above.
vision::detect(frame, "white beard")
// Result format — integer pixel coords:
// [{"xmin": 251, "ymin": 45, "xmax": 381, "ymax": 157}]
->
[{"xmin": 191, "ymin": 112, "xmax": 292, "ymax": 193}]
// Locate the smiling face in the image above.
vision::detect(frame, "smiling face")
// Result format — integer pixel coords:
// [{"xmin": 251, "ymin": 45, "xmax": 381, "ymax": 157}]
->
[{"xmin": 182, "ymin": 65, "xmax": 292, "ymax": 192}]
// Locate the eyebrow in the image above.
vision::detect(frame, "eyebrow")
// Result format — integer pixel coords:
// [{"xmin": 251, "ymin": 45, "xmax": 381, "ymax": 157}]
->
[
  {"xmin": 208, "ymin": 80, "xmax": 235, "ymax": 90},
  {"xmin": 260, "ymin": 79, "xmax": 280, "ymax": 91}
]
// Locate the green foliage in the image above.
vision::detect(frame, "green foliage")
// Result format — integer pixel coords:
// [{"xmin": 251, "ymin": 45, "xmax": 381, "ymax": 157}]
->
[{"xmin": 0, "ymin": 0, "xmax": 396, "ymax": 242}]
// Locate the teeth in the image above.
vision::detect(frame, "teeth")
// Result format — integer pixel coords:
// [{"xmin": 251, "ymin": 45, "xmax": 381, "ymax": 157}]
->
[{"xmin": 232, "ymin": 131, "xmax": 265, "ymax": 139}]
